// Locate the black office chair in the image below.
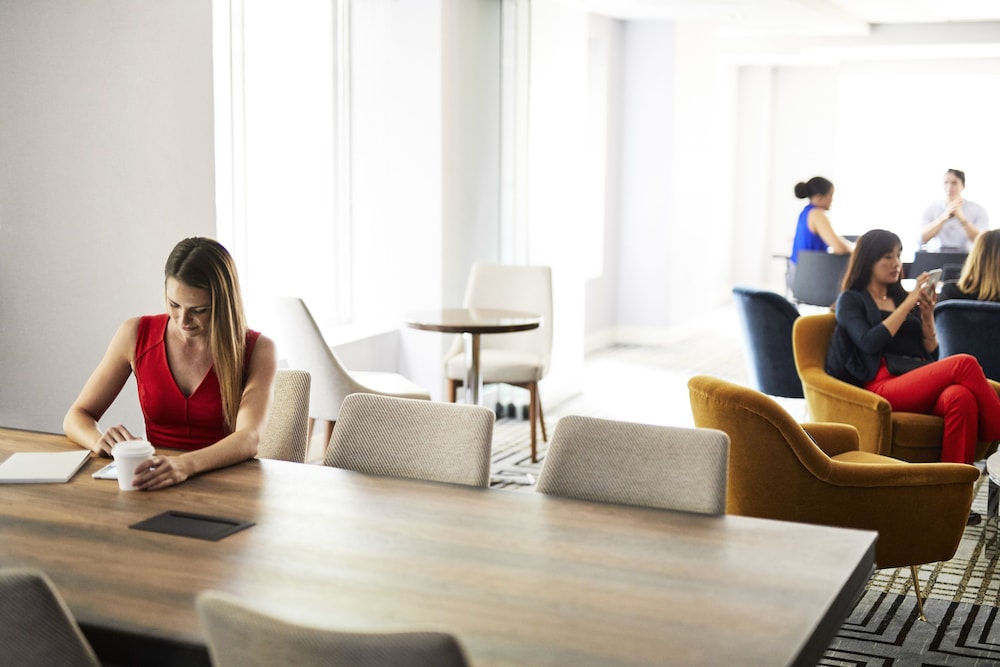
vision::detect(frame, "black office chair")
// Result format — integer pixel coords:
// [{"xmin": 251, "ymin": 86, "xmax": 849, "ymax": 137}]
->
[
  {"xmin": 790, "ymin": 251, "xmax": 849, "ymax": 308},
  {"xmin": 934, "ymin": 300, "xmax": 1000, "ymax": 381},
  {"xmin": 731, "ymin": 287, "xmax": 804, "ymax": 398},
  {"xmin": 911, "ymin": 250, "xmax": 968, "ymax": 281}
]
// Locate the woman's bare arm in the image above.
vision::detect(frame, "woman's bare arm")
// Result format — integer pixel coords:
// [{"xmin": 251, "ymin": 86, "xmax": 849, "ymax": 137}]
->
[{"xmin": 63, "ymin": 319, "xmax": 139, "ymax": 456}]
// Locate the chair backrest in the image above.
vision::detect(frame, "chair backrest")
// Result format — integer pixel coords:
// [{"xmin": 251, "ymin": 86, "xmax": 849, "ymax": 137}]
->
[
  {"xmin": 0, "ymin": 568, "xmax": 100, "ymax": 667},
  {"xmin": 460, "ymin": 263, "xmax": 553, "ymax": 368},
  {"xmin": 911, "ymin": 250, "xmax": 968, "ymax": 281},
  {"xmin": 935, "ymin": 300, "xmax": 1000, "ymax": 380},
  {"xmin": 258, "ymin": 369, "xmax": 311, "ymax": 463},
  {"xmin": 536, "ymin": 415, "xmax": 729, "ymax": 515},
  {"xmin": 791, "ymin": 251, "xmax": 849, "ymax": 307},
  {"xmin": 731, "ymin": 286, "xmax": 803, "ymax": 398},
  {"xmin": 792, "ymin": 313, "xmax": 895, "ymax": 456},
  {"xmin": 324, "ymin": 393, "xmax": 495, "ymax": 487},
  {"xmin": 273, "ymin": 296, "xmax": 363, "ymax": 422},
  {"xmin": 791, "ymin": 312, "xmax": 836, "ymax": 380},
  {"xmin": 196, "ymin": 590, "xmax": 469, "ymax": 667},
  {"xmin": 688, "ymin": 375, "xmax": 833, "ymax": 518}
]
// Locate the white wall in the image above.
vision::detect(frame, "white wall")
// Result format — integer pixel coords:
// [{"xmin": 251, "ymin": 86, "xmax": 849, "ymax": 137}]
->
[
  {"xmin": 0, "ymin": 1, "xmax": 216, "ymax": 433},
  {"xmin": 614, "ymin": 20, "xmax": 738, "ymax": 343}
]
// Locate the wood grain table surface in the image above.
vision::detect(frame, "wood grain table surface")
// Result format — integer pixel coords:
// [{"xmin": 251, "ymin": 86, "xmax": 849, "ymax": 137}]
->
[{"xmin": 0, "ymin": 427, "xmax": 875, "ymax": 666}]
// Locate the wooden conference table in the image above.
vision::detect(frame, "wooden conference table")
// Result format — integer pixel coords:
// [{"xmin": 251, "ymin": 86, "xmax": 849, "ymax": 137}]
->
[
  {"xmin": 405, "ymin": 308, "xmax": 541, "ymax": 405},
  {"xmin": 0, "ymin": 428, "xmax": 876, "ymax": 666}
]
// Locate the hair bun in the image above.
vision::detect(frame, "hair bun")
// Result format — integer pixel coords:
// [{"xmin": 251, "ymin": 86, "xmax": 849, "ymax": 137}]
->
[{"xmin": 794, "ymin": 182, "xmax": 809, "ymax": 199}]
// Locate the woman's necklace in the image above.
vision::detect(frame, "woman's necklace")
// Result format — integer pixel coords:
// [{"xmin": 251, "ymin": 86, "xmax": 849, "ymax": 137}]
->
[{"xmin": 868, "ymin": 288, "xmax": 891, "ymax": 306}]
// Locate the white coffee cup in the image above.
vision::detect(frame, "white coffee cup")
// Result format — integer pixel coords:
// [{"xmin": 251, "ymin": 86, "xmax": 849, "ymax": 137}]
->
[{"xmin": 111, "ymin": 440, "xmax": 155, "ymax": 491}]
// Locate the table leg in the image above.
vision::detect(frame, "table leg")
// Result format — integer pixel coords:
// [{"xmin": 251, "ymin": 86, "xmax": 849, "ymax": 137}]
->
[{"xmin": 463, "ymin": 332, "xmax": 482, "ymax": 405}]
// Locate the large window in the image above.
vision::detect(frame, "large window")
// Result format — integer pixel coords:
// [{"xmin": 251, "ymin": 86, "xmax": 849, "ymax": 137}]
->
[{"xmin": 214, "ymin": 0, "xmax": 351, "ymax": 326}]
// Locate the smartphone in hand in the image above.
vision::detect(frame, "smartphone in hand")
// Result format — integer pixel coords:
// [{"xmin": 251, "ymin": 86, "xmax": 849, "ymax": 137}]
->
[{"xmin": 924, "ymin": 268, "xmax": 943, "ymax": 294}]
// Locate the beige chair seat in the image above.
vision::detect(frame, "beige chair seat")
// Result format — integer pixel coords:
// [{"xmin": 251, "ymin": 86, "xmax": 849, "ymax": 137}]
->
[
  {"xmin": 444, "ymin": 349, "xmax": 546, "ymax": 385},
  {"xmin": 349, "ymin": 371, "xmax": 431, "ymax": 398}
]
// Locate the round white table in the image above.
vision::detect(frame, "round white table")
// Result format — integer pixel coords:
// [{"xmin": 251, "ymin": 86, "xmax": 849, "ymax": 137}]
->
[{"xmin": 405, "ymin": 308, "xmax": 541, "ymax": 405}]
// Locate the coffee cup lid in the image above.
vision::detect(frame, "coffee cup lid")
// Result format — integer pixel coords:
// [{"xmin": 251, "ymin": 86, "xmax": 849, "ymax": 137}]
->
[{"xmin": 111, "ymin": 440, "xmax": 155, "ymax": 458}]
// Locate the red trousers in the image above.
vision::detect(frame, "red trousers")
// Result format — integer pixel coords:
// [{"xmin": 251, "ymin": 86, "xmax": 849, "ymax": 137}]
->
[{"xmin": 866, "ymin": 354, "xmax": 1000, "ymax": 464}]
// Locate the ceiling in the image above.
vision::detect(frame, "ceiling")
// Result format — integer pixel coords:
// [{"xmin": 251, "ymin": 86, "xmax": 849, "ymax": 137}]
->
[{"xmin": 557, "ymin": 0, "xmax": 1000, "ymax": 64}]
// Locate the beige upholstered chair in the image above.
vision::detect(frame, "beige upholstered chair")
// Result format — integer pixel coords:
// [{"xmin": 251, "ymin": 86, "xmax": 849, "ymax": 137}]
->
[
  {"xmin": 444, "ymin": 263, "xmax": 553, "ymax": 462},
  {"xmin": 257, "ymin": 369, "xmax": 311, "ymax": 463},
  {"xmin": 688, "ymin": 374, "xmax": 979, "ymax": 620},
  {"xmin": 536, "ymin": 415, "xmax": 729, "ymax": 514},
  {"xmin": 274, "ymin": 296, "xmax": 430, "ymax": 452},
  {"xmin": 196, "ymin": 590, "xmax": 469, "ymax": 667},
  {"xmin": 0, "ymin": 568, "xmax": 100, "ymax": 667},
  {"xmin": 324, "ymin": 393, "xmax": 495, "ymax": 487}
]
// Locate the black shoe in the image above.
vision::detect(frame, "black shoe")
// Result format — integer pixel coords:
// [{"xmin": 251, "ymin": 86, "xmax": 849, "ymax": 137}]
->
[{"xmin": 967, "ymin": 511, "xmax": 982, "ymax": 526}]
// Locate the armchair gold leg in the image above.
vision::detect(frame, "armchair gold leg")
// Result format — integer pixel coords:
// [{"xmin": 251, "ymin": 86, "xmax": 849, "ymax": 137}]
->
[{"xmin": 910, "ymin": 565, "xmax": 927, "ymax": 622}]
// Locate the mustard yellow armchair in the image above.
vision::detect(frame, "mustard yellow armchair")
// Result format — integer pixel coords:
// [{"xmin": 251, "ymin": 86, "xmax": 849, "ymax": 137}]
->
[
  {"xmin": 688, "ymin": 374, "xmax": 978, "ymax": 619},
  {"xmin": 792, "ymin": 312, "xmax": 996, "ymax": 463}
]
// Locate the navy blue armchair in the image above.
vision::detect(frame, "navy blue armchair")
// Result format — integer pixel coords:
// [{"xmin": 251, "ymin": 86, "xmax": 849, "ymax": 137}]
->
[
  {"xmin": 732, "ymin": 287, "xmax": 804, "ymax": 398},
  {"xmin": 934, "ymin": 299, "xmax": 1000, "ymax": 381}
]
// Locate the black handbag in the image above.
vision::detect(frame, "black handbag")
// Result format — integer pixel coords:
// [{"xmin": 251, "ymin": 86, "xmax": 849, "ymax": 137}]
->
[{"xmin": 884, "ymin": 353, "xmax": 932, "ymax": 376}]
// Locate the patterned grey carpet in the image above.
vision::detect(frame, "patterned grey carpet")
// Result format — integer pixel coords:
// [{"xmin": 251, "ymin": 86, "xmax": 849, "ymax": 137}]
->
[{"xmin": 822, "ymin": 588, "xmax": 1000, "ymax": 666}]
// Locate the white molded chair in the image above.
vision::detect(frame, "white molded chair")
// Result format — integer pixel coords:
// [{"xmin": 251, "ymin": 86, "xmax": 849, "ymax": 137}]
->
[
  {"xmin": 536, "ymin": 415, "xmax": 729, "ymax": 515},
  {"xmin": 274, "ymin": 297, "xmax": 430, "ymax": 453},
  {"xmin": 257, "ymin": 369, "xmax": 311, "ymax": 463},
  {"xmin": 197, "ymin": 590, "xmax": 469, "ymax": 667},
  {"xmin": 444, "ymin": 263, "xmax": 553, "ymax": 462},
  {"xmin": 324, "ymin": 393, "xmax": 495, "ymax": 487},
  {"xmin": 0, "ymin": 568, "xmax": 100, "ymax": 667}
]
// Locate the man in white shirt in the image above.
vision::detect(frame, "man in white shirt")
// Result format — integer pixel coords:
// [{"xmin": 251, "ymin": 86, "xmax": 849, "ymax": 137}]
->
[{"xmin": 921, "ymin": 168, "xmax": 989, "ymax": 252}]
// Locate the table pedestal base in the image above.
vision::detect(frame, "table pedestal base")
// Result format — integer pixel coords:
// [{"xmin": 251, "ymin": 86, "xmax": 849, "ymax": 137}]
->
[{"xmin": 463, "ymin": 332, "xmax": 482, "ymax": 405}]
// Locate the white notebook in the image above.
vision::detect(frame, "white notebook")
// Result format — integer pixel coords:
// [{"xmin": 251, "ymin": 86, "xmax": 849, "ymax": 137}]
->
[{"xmin": 0, "ymin": 450, "xmax": 90, "ymax": 484}]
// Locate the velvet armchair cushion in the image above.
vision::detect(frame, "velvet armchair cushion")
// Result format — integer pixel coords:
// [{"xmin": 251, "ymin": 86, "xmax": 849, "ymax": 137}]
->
[{"xmin": 688, "ymin": 375, "xmax": 978, "ymax": 570}]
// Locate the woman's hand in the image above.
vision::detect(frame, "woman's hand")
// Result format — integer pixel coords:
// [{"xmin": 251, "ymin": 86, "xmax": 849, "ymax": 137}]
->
[
  {"xmin": 130, "ymin": 455, "xmax": 192, "ymax": 491},
  {"xmin": 901, "ymin": 272, "xmax": 931, "ymax": 310},
  {"xmin": 917, "ymin": 283, "xmax": 937, "ymax": 319},
  {"xmin": 94, "ymin": 424, "xmax": 138, "ymax": 458}
]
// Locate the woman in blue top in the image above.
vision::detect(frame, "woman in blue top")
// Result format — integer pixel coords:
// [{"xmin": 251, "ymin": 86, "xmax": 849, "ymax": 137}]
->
[{"xmin": 788, "ymin": 176, "xmax": 853, "ymax": 289}]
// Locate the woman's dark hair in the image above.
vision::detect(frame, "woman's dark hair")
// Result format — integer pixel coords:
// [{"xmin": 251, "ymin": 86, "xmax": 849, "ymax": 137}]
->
[
  {"xmin": 794, "ymin": 176, "xmax": 833, "ymax": 199},
  {"xmin": 946, "ymin": 168, "xmax": 966, "ymax": 186},
  {"xmin": 841, "ymin": 229, "xmax": 908, "ymax": 304}
]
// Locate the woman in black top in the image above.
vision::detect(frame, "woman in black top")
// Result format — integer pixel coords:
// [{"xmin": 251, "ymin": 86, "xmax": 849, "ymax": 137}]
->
[{"xmin": 826, "ymin": 229, "xmax": 1000, "ymax": 468}]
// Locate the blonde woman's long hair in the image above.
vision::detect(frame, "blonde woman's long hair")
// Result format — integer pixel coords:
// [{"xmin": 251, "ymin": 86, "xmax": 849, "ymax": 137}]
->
[
  {"xmin": 164, "ymin": 238, "xmax": 248, "ymax": 430},
  {"xmin": 957, "ymin": 230, "xmax": 1000, "ymax": 302}
]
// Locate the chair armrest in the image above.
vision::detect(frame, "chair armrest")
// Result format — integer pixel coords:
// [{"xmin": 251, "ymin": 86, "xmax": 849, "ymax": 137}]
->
[
  {"xmin": 824, "ymin": 460, "xmax": 980, "ymax": 488},
  {"xmin": 800, "ymin": 368, "xmax": 893, "ymax": 455},
  {"xmin": 801, "ymin": 423, "xmax": 859, "ymax": 458}
]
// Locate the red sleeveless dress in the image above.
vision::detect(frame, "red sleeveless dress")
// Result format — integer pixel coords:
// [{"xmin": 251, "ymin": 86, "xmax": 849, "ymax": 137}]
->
[{"xmin": 134, "ymin": 314, "xmax": 260, "ymax": 450}]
